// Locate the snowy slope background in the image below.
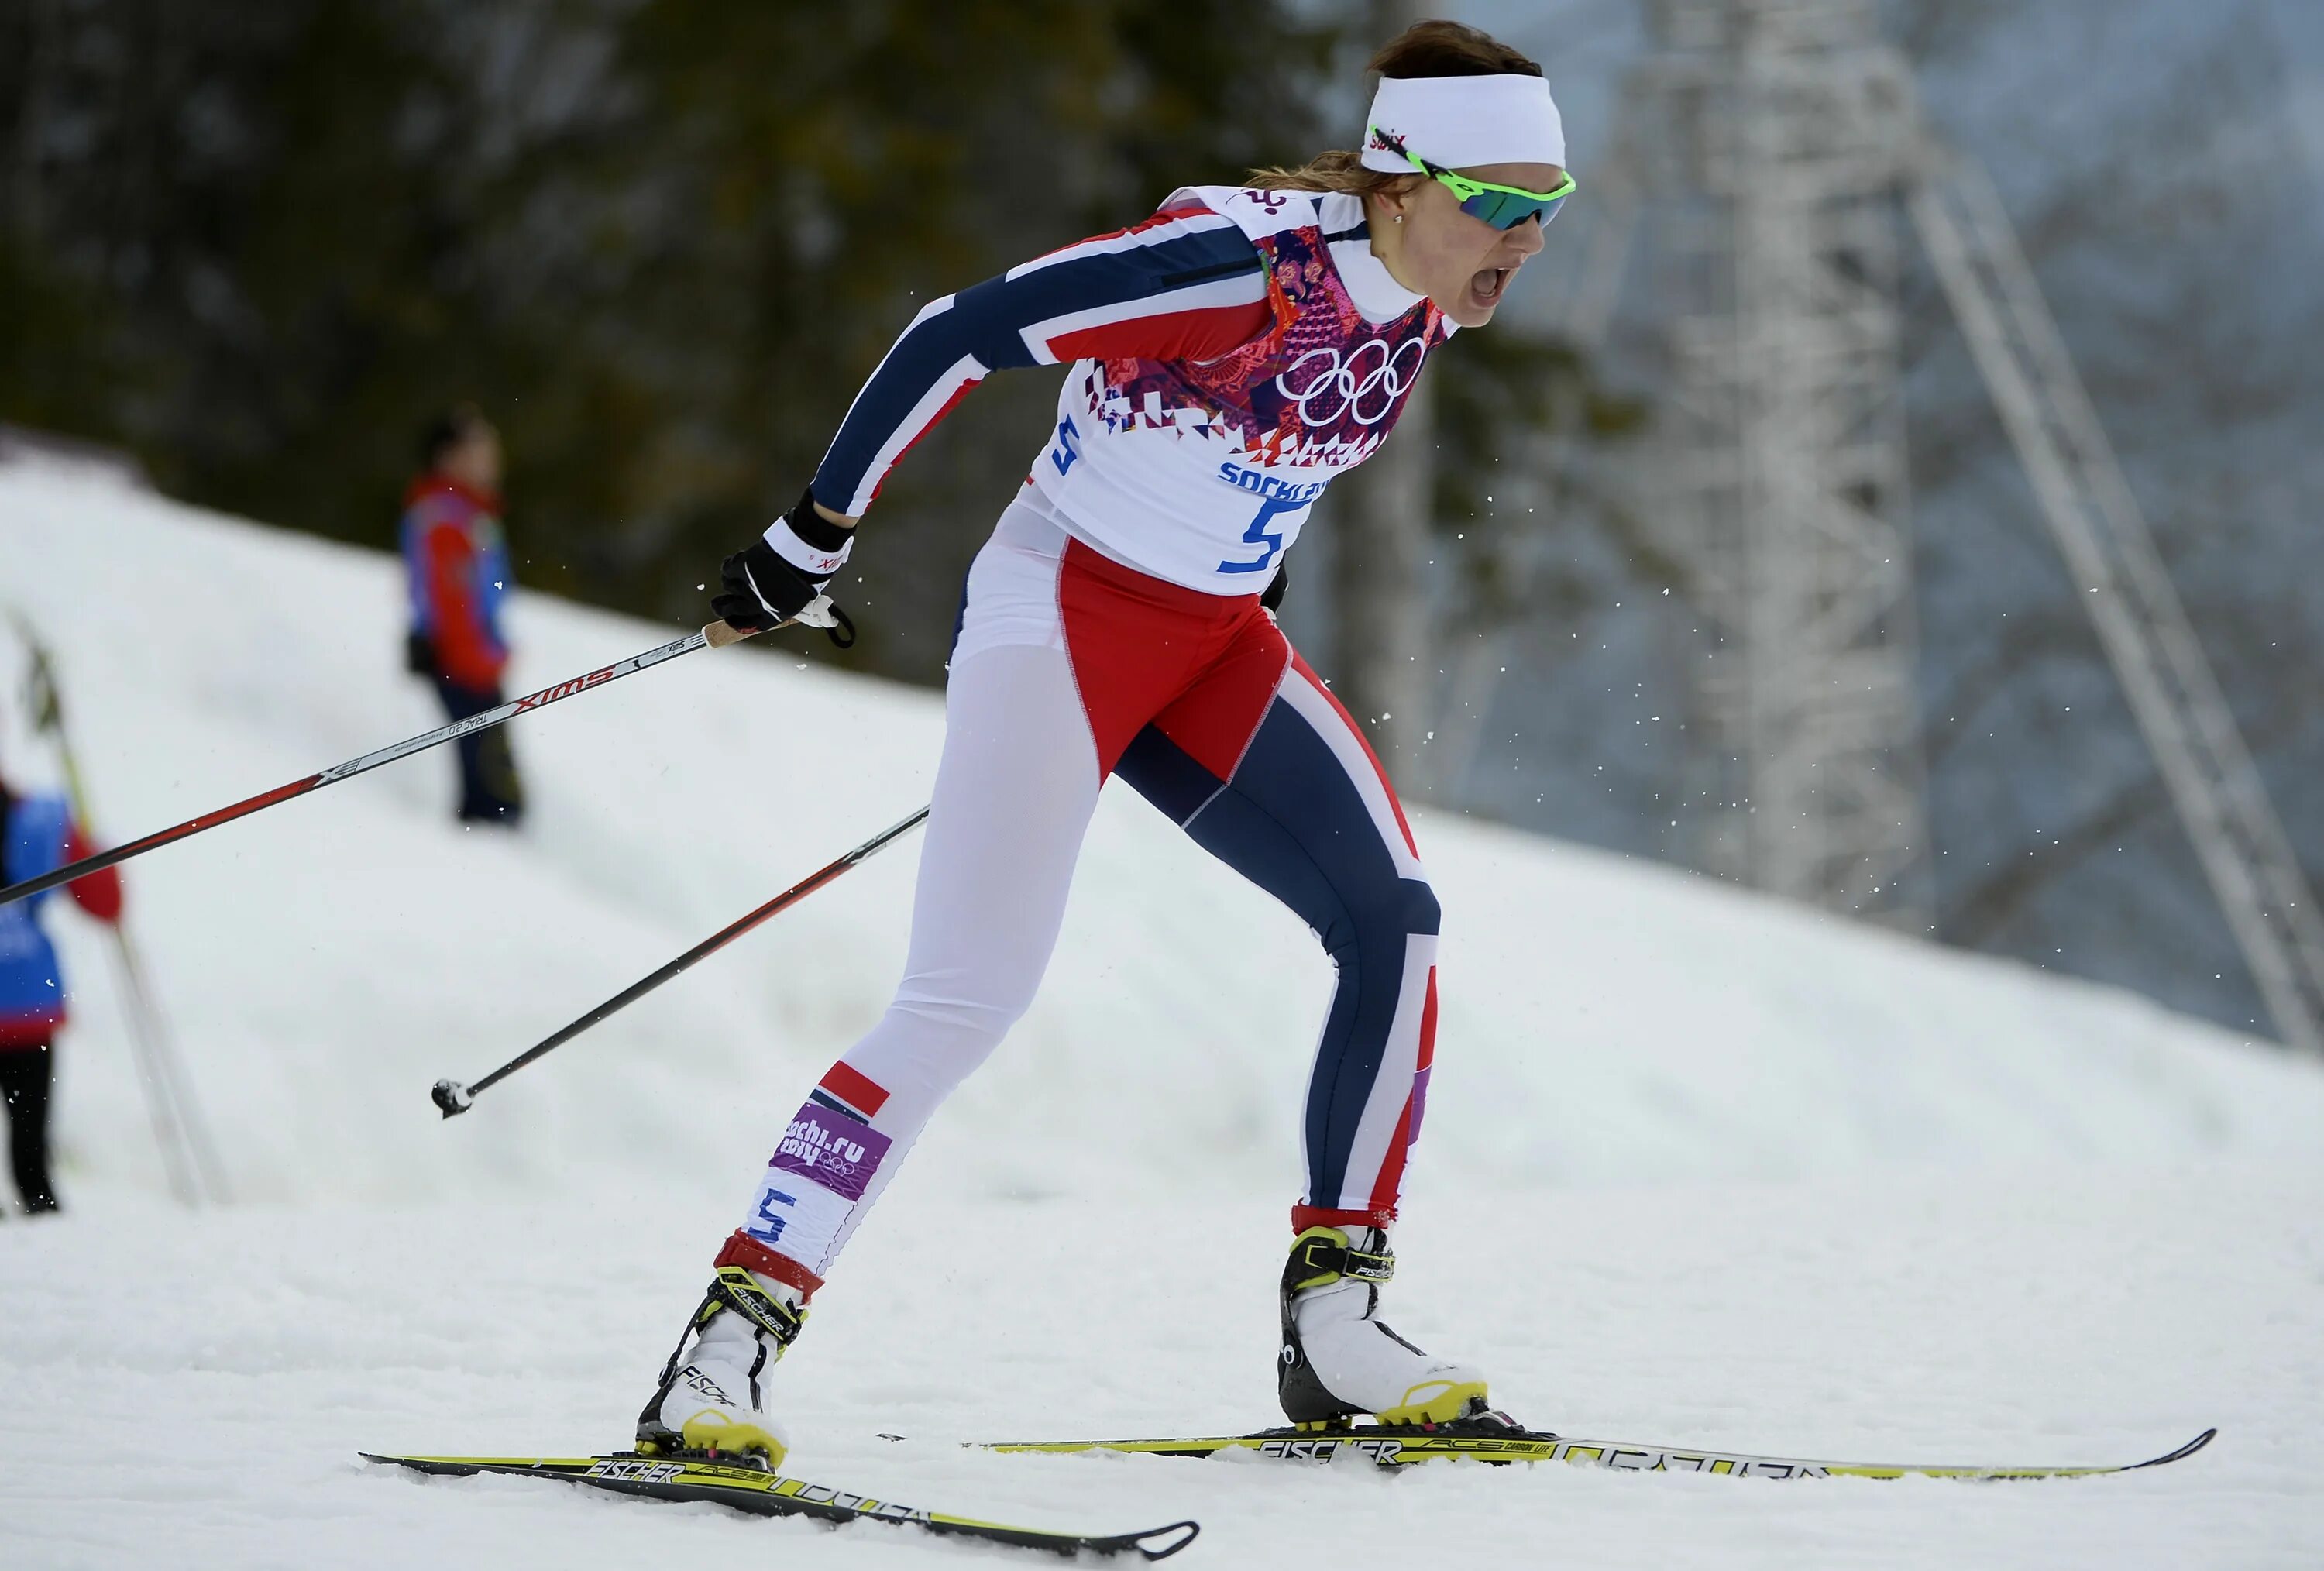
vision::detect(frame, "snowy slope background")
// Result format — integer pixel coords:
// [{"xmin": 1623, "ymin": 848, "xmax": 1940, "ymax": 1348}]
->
[{"xmin": 2, "ymin": 459, "xmax": 2320, "ymax": 1568}]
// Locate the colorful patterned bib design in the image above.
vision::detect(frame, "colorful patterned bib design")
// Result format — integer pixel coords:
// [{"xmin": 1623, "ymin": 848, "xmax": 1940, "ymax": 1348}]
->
[{"xmin": 1029, "ymin": 185, "xmax": 1448, "ymax": 593}]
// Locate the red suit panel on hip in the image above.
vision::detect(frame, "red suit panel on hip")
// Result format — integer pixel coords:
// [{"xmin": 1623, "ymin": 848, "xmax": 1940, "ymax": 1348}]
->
[
  {"xmin": 1057, "ymin": 537, "xmax": 1267, "ymax": 776},
  {"xmin": 1151, "ymin": 617, "xmax": 1292, "ymax": 782}
]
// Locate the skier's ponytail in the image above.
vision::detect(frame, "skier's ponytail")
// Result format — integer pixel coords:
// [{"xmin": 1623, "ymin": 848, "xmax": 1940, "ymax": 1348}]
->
[{"xmin": 1245, "ymin": 21, "xmax": 1545, "ymax": 195}]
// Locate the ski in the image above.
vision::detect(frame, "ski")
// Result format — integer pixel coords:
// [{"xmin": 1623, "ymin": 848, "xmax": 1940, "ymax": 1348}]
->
[
  {"xmin": 360, "ymin": 1452, "xmax": 1198, "ymax": 1559},
  {"xmin": 954, "ymin": 1421, "xmax": 2217, "ymax": 1480}
]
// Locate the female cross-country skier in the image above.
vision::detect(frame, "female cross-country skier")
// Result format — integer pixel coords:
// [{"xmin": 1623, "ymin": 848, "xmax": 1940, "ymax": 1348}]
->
[{"xmin": 639, "ymin": 20, "xmax": 1572, "ymax": 1465}]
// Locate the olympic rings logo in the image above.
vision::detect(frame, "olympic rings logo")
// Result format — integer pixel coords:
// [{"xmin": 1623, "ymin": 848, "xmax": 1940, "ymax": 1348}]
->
[{"xmin": 1274, "ymin": 337, "xmax": 1428, "ymax": 428}]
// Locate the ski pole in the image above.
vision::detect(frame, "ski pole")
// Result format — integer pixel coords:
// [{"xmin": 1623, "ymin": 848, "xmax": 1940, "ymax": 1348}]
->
[
  {"xmin": 95, "ymin": 929, "xmax": 205, "ymax": 1208},
  {"xmin": 106, "ymin": 925, "xmax": 232, "ymax": 1205},
  {"xmin": 433, "ymin": 803, "xmax": 931, "ymax": 1117},
  {"xmin": 0, "ymin": 619, "xmax": 768, "ymax": 910},
  {"xmin": 15, "ymin": 615, "xmax": 223, "ymax": 1206}
]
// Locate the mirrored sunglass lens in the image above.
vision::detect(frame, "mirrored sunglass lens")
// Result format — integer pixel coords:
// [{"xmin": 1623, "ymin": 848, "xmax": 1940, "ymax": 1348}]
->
[{"xmin": 1462, "ymin": 189, "xmax": 1566, "ymax": 229}]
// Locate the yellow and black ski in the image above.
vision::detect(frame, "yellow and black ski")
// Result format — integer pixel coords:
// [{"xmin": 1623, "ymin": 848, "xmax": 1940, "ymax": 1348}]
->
[
  {"xmin": 963, "ymin": 1422, "xmax": 2218, "ymax": 1480},
  {"xmin": 360, "ymin": 1452, "xmax": 1198, "ymax": 1559}
]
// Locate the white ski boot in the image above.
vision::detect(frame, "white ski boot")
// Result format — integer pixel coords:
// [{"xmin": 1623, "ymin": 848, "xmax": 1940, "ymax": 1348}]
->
[
  {"xmin": 635, "ymin": 1260, "xmax": 806, "ymax": 1468},
  {"xmin": 1277, "ymin": 1226, "xmax": 1488, "ymax": 1426}
]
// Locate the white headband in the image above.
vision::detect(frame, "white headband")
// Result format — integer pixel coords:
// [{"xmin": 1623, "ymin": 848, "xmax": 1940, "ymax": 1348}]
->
[{"xmin": 1359, "ymin": 73, "xmax": 1566, "ymax": 176}]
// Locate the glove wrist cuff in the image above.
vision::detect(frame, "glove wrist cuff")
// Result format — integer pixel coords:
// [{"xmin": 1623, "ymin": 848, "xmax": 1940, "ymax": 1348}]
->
[{"xmin": 761, "ymin": 488, "xmax": 854, "ymax": 582}]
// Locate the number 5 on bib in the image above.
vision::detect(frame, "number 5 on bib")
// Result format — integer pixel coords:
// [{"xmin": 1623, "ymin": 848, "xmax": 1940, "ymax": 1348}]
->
[{"xmin": 1219, "ymin": 492, "xmax": 1306, "ymax": 576}]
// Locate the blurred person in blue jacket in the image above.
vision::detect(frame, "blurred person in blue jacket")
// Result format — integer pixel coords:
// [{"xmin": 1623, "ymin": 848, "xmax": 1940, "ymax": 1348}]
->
[
  {"xmin": 0, "ymin": 770, "xmax": 122, "ymax": 1215},
  {"xmin": 401, "ymin": 404, "xmax": 524, "ymax": 826}
]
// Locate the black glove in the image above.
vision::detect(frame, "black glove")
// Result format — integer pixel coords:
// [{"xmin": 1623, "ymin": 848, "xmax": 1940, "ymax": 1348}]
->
[
  {"xmin": 1261, "ymin": 562, "xmax": 1289, "ymax": 614},
  {"xmin": 404, "ymin": 630, "xmax": 437, "ymax": 676},
  {"xmin": 712, "ymin": 487, "xmax": 854, "ymax": 634}
]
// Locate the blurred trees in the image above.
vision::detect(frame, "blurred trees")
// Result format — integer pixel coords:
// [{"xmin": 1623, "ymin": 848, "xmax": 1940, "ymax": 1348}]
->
[
  {"xmin": 2, "ymin": 0, "xmax": 1607, "ymax": 703},
  {"xmin": 12, "ymin": 0, "xmax": 2303, "ymax": 1040},
  {"xmin": 0, "ymin": 0, "xmax": 1339, "ymax": 679}
]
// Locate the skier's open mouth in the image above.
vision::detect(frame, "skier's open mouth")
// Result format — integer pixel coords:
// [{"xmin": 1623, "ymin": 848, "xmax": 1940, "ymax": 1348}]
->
[{"xmin": 1469, "ymin": 266, "xmax": 1512, "ymax": 309}]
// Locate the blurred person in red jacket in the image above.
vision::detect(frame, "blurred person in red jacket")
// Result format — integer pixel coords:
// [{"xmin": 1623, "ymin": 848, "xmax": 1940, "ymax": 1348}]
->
[
  {"xmin": 401, "ymin": 405, "xmax": 525, "ymax": 826},
  {"xmin": 0, "ymin": 772, "xmax": 123, "ymax": 1215}
]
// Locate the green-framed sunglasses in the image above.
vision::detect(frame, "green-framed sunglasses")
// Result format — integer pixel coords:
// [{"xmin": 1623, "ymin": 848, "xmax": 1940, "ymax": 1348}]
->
[{"xmin": 1367, "ymin": 127, "xmax": 1575, "ymax": 230}]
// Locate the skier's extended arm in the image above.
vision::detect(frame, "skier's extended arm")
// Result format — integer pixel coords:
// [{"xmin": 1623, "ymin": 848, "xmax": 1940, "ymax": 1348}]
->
[
  {"xmin": 712, "ymin": 201, "xmax": 1274, "ymax": 633},
  {"xmin": 810, "ymin": 202, "xmax": 1272, "ymax": 519}
]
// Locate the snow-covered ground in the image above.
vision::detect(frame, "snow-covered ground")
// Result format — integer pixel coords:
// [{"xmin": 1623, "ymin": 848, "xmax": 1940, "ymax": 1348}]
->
[{"xmin": 2, "ymin": 460, "xmax": 2320, "ymax": 1568}]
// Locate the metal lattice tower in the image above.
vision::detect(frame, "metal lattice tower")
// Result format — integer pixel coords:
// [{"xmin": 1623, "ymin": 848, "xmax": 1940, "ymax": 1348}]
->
[
  {"xmin": 1606, "ymin": 0, "xmax": 2324, "ymax": 1050},
  {"xmin": 1908, "ymin": 155, "xmax": 2324, "ymax": 1054},
  {"xmin": 1636, "ymin": 0, "xmax": 1931, "ymax": 926}
]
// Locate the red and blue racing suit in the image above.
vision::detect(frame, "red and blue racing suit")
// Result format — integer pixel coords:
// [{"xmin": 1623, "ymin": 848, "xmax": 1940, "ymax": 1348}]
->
[{"xmin": 725, "ymin": 187, "xmax": 1452, "ymax": 1298}]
